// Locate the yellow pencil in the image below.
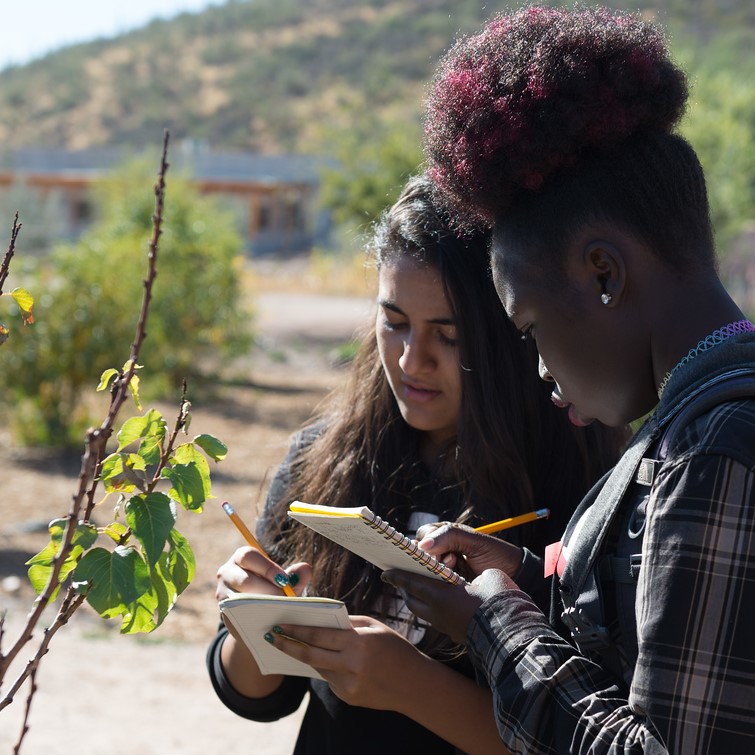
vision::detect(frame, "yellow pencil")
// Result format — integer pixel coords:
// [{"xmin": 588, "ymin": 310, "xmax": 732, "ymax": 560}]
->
[
  {"xmin": 475, "ymin": 507, "xmax": 550, "ymax": 535},
  {"xmin": 221, "ymin": 500, "xmax": 296, "ymax": 597}
]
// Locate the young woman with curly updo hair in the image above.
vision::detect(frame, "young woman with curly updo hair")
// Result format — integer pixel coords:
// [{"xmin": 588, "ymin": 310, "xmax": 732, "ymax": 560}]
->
[
  {"xmin": 207, "ymin": 174, "xmax": 626, "ymax": 754},
  {"xmin": 385, "ymin": 6, "xmax": 755, "ymax": 754}
]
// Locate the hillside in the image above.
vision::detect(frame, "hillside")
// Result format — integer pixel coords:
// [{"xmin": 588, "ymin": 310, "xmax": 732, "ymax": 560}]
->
[{"xmin": 0, "ymin": 0, "xmax": 753, "ymax": 155}]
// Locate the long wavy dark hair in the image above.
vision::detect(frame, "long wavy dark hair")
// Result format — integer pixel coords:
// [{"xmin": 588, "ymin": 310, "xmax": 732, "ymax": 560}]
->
[{"xmin": 260, "ymin": 174, "xmax": 627, "ymax": 613}]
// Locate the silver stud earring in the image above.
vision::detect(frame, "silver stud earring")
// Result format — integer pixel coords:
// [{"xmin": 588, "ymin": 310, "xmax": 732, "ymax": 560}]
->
[{"xmin": 601, "ymin": 292, "xmax": 612, "ymax": 305}]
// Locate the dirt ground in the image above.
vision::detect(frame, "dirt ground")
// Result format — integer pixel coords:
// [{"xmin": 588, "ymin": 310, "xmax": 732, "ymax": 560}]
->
[{"xmin": 0, "ymin": 273, "xmax": 375, "ymax": 754}]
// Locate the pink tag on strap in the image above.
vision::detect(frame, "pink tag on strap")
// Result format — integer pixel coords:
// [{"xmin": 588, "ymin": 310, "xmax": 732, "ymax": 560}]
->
[{"xmin": 544, "ymin": 540, "xmax": 566, "ymax": 578}]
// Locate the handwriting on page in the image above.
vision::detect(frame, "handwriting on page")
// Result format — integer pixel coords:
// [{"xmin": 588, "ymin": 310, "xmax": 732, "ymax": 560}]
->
[{"xmin": 297, "ymin": 515, "xmax": 446, "ymax": 577}]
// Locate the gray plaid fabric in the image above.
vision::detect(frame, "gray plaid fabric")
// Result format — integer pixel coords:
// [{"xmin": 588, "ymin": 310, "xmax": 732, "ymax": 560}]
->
[{"xmin": 466, "ymin": 335, "xmax": 755, "ymax": 754}]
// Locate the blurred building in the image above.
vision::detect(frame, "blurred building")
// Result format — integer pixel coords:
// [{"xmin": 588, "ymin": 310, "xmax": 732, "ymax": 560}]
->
[{"xmin": 0, "ymin": 143, "xmax": 330, "ymax": 256}]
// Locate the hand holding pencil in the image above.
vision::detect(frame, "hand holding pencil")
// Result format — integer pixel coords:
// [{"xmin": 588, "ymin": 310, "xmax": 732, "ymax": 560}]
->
[
  {"xmin": 414, "ymin": 509, "xmax": 549, "ymax": 580},
  {"xmin": 217, "ymin": 501, "xmax": 311, "ymax": 601}
]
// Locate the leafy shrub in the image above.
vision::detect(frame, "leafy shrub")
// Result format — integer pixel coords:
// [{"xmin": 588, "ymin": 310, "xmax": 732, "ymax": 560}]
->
[{"xmin": 0, "ymin": 158, "xmax": 252, "ymax": 446}]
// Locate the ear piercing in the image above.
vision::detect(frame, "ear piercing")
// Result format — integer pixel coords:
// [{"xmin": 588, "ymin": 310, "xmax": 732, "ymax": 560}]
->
[{"xmin": 601, "ymin": 292, "xmax": 612, "ymax": 305}]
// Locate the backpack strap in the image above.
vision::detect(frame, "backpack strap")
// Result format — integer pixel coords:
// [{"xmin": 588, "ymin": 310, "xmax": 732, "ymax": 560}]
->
[
  {"xmin": 637, "ymin": 370, "xmax": 755, "ymax": 488},
  {"xmin": 560, "ymin": 369, "xmax": 755, "ymax": 678}
]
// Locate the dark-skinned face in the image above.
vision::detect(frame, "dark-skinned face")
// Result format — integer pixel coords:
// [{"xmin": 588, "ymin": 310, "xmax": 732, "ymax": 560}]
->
[{"xmin": 490, "ymin": 229, "xmax": 655, "ymax": 428}]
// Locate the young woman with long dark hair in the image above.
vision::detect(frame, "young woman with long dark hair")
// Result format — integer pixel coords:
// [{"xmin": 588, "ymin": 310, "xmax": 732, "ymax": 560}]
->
[{"xmin": 207, "ymin": 174, "xmax": 626, "ymax": 754}]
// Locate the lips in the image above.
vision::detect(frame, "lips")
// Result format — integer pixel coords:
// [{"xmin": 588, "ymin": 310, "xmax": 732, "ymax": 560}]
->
[
  {"xmin": 550, "ymin": 392, "xmax": 569, "ymax": 409},
  {"xmin": 402, "ymin": 381, "xmax": 441, "ymax": 403},
  {"xmin": 551, "ymin": 390, "xmax": 593, "ymax": 427}
]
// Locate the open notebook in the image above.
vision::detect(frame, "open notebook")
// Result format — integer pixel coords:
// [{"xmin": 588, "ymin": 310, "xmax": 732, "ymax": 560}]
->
[
  {"xmin": 287, "ymin": 501, "xmax": 465, "ymax": 585},
  {"xmin": 219, "ymin": 593, "xmax": 350, "ymax": 679}
]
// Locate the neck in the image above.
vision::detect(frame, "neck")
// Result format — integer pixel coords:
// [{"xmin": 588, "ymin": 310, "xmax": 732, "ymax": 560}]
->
[
  {"xmin": 651, "ymin": 273, "xmax": 745, "ymax": 391},
  {"xmin": 419, "ymin": 431, "xmax": 456, "ymax": 470}
]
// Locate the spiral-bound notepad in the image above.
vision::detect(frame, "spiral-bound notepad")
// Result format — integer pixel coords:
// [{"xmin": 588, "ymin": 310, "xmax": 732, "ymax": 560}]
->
[{"xmin": 287, "ymin": 501, "xmax": 465, "ymax": 585}]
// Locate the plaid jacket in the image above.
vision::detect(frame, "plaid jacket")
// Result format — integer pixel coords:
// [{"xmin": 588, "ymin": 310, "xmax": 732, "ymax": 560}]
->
[{"xmin": 467, "ymin": 334, "xmax": 755, "ymax": 754}]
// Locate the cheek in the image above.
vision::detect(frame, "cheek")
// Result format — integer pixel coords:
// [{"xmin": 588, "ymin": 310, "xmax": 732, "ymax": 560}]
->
[
  {"xmin": 376, "ymin": 329, "xmax": 398, "ymax": 377},
  {"xmin": 441, "ymin": 351, "xmax": 462, "ymax": 400}
]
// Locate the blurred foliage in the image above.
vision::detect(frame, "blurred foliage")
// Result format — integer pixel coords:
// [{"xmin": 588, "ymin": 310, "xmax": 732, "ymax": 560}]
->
[
  {"xmin": 0, "ymin": 158, "xmax": 252, "ymax": 446},
  {"xmin": 677, "ymin": 29, "xmax": 755, "ymax": 250},
  {"xmin": 0, "ymin": 0, "xmax": 752, "ymax": 260},
  {"xmin": 318, "ymin": 110, "xmax": 423, "ymax": 236}
]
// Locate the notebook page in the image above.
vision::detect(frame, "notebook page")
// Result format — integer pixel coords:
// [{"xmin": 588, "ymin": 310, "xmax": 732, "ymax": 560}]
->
[
  {"xmin": 219, "ymin": 594, "xmax": 350, "ymax": 679},
  {"xmin": 287, "ymin": 506, "xmax": 464, "ymax": 584}
]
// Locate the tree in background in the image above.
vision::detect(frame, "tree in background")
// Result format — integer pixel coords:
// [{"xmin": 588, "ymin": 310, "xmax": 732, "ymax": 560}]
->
[
  {"xmin": 0, "ymin": 158, "xmax": 252, "ymax": 447},
  {"xmin": 676, "ymin": 29, "xmax": 755, "ymax": 315},
  {"xmin": 318, "ymin": 111, "xmax": 423, "ymax": 240},
  {"xmin": 679, "ymin": 29, "xmax": 755, "ymax": 250}
]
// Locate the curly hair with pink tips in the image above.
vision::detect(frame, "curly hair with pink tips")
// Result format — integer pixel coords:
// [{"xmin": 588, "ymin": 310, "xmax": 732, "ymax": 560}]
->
[{"xmin": 424, "ymin": 5, "xmax": 689, "ymax": 229}]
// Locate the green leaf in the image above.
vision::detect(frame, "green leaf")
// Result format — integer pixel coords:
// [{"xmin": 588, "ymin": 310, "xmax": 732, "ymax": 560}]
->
[
  {"xmin": 119, "ymin": 595, "xmax": 158, "ymax": 633},
  {"xmin": 117, "ymin": 530, "xmax": 195, "ymax": 634},
  {"xmin": 99, "ymin": 452, "xmax": 147, "ymax": 493},
  {"xmin": 165, "ymin": 529, "xmax": 196, "ymax": 594},
  {"xmin": 128, "ymin": 372, "xmax": 142, "ymax": 411},
  {"xmin": 125, "ymin": 492, "xmax": 176, "ymax": 567},
  {"xmin": 25, "ymin": 519, "xmax": 98, "ymax": 597},
  {"xmin": 72, "ymin": 545, "xmax": 151, "ymax": 619},
  {"xmin": 116, "ymin": 409, "xmax": 166, "ymax": 465},
  {"xmin": 97, "ymin": 368, "xmax": 119, "ymax": 392},
  {"xmin": 161, "ymin": 462, "xmax": 206, "ymax": 511},
  {"xmin": 119, "ymin": 555, "xmax": 176, "ymax": 635},
  {"xmin": 172, "ymin": 443, "xmax": 212, "ymax": 500},
  {"xmin": 192, "ymin": 433, "xmax": 228, "ymax": 462}
]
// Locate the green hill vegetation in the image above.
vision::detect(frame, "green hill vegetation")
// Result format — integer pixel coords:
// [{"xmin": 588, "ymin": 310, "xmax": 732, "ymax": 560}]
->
[
  {"xmin": 0, "ymin": 0, "xmax": 752, "ymax": 155},
  {"xmin": 0, "ymin": 0, "xmax": 753, "ymax": 250}
]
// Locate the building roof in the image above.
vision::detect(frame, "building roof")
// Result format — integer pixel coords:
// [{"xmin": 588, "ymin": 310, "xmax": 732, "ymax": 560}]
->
[{"xmin": 0, "ymin": 142, "xmax": 325, "ymax": 185}]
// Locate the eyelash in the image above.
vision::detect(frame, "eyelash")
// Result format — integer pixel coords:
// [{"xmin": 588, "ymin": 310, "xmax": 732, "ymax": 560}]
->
[{"xmin": 384, "ymin": 321, "xmax": 457, "ymax": 346}]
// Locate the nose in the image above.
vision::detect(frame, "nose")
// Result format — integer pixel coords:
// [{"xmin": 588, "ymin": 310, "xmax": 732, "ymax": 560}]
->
[
  {"xmin": 538, "ymin": 354, "xmax": 554, "ymax": 383},
  {"xmin": 399, "ymin": 333, "xmax": 434, "ymax": 376}
]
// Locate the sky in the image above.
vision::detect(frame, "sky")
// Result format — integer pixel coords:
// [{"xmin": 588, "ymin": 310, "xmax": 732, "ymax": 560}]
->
[{"xmin": 2, "ymin": 0, "xmax": 222, "ymax": 71}]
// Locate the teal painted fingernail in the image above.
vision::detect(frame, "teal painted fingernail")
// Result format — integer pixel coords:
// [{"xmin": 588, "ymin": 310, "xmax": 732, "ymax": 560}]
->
[
  {"xmin": 272, "ymin": 625, "xmax": 284, "ymax": 634},
  {"xmin": 274, "ymin": 573, "xmax": 290, "ymax": 588},
  {"xmin": 263, "ymin": 632, "xmax": 274, "ymax": 644},
  {"xmin": 288, "ymin": 573, "xmax": 300, "ymax": 587}
]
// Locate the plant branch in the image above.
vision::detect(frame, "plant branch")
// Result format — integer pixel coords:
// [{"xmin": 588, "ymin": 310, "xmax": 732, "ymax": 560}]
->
[
  {"xmin": 0, "ymin": 133, "xmax": 170, "ymax": 711},
  {"xmin": 12, "ymin": 666, "xmax": 36, "ymax": 754},
  {"xmin": 0, "ymin": 212, "xmax": 21, "ymax": 294},
  {"xmin": 0, "ymin": 589, "xmax": 86, "ymax": 714},
  {"xmin": 147, "ymin": 381, "xmax": 191, "ymax": 496}
]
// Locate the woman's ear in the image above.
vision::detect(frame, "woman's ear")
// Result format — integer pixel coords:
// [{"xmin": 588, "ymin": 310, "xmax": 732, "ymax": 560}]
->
[{"xmin": 583, "ymin": 240, "xmax": 626, "ymax": 307}]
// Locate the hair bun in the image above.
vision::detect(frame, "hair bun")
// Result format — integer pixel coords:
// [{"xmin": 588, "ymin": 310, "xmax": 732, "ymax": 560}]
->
[{"xmin": 424, "ymin": 5, "xmax": 689, "ymax": 227}]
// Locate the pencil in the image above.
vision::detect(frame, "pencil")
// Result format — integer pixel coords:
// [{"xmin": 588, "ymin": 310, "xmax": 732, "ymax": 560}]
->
[
  {"xmin": 475, "ymin": 507, "xmax": 550, "ymax": 535},
  {"xmin": 221, "ymin": 500, "xmax": 296, "ymax": 597}
]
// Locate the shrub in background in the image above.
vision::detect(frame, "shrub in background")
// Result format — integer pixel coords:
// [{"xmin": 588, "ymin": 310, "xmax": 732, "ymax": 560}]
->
[{"xmin": 0, "ymin": 158, "xmax": 252, "ymax": 447}]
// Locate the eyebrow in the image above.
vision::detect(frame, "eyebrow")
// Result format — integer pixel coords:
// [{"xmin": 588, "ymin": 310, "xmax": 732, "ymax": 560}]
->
[{"xmin": 379, "ymin": 298, "xmax": 456, "ymax": 326}]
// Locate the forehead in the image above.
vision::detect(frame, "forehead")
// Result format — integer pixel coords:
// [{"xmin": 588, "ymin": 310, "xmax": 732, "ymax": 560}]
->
[
  {"xmin": 489, "ymin": 237, "xmax": 535, "ymax": 317},
  {"xmin": 378, "ymin": 256, "xmax": 441, "ymax": 292}
]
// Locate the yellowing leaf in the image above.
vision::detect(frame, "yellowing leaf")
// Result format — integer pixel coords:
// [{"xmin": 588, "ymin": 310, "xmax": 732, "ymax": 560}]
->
[
  {"xmin": 11, "ymin": 288, "xmax": 34, "ymax": 324},
  {"xmin": 97, "ymin": 368, "xmax": 119, "ymax": 392}
]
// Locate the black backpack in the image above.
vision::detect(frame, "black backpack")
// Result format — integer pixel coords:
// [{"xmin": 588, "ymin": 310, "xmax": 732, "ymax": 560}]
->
[{"xmin": 558, "ymin": 370, "xmax": 755, "ymax": 684}]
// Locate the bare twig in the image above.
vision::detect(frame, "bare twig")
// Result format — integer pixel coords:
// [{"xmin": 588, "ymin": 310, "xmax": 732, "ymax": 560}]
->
[
  {"xmin": 12, "ymin": 666, "xmax": 36, "ymax": 754},
  {"xmin": 0, "ymin": 212, "xmax": 21, "ymax": 294},
  {"xmin": 0, "ymin": 133, "xmax": 170, "ymax": 714}
]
